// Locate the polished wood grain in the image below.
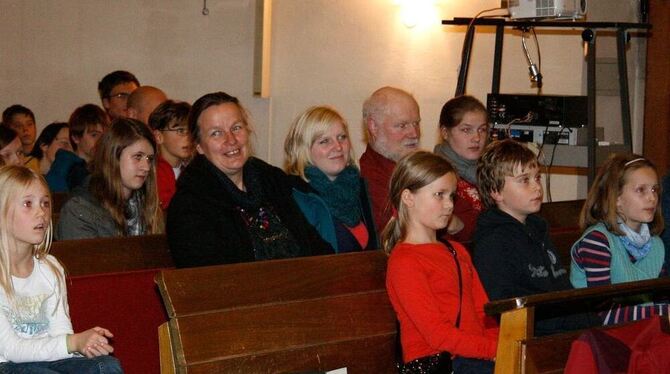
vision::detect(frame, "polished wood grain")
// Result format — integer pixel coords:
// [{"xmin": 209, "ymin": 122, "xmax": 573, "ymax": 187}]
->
[
  {"xmin": 52, "ymin": 234, "xmax": 173, "ymax": 276},
  {"xmin": 486, "ymin": 277, "xmax": 670, "ymax": 316},
  {"xmin": 156, "ymin": 251, "xmax": 387, "ymax": 318},
  {"xmin": 157, "ymin": 251, "xmax": 397, "ymax": 374}
]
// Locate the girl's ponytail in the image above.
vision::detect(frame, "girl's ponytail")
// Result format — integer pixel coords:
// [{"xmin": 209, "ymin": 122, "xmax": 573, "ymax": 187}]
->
[
  {"xmin": 381, "ymin": 151, "xmax": 456, "ymax": 255},
  {"xmin": 381, "ymin": 215, "xmax": 401, "ymax": 255}
]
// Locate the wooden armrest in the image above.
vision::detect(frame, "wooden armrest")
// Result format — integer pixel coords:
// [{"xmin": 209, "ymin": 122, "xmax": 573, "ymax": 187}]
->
[{"xmin": 485, "ymin": 277, "xmax": 670, "ymax": 316}]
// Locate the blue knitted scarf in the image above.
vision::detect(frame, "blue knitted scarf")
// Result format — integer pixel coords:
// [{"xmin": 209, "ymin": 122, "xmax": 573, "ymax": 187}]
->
[{"xmin": 305, "ymin": 165, "xmax": 361, "ymax": 227}]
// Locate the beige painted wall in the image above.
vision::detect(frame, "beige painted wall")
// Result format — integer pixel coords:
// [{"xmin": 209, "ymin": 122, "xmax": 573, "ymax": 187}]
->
[{"xmin": 0, "ymin": 0, "xmax": 644, "ymax": 200}]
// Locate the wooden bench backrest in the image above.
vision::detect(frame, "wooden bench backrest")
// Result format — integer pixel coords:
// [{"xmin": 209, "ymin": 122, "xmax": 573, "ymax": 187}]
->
[
  {"xmin": 539, "ymin": 199, "xmax": 584, "ymax": 230},
  {"xmin": 51, "ymin": 234, "xmax": 173, "ymax": 276},
  {"xmin": 549, "ymin": 228, "xmax": 582, "ymax": 268},
  {"xmin": 486, "ymin": 277, "xmax": 670, "ymax": 374},
  {"xmin": 156, "ymin": 251, "xmax": 397, "ymax": 374}
]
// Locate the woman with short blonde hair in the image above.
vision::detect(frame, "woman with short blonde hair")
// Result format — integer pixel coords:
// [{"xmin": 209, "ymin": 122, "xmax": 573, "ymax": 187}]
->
[{"xmin": 284, "ymin": 105, "xmax": 378, "ymax": 252}]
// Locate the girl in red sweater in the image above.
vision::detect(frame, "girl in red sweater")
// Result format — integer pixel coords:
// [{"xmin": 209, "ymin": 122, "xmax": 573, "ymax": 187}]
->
[{"xmin": 383, "ymin": 151, "xmax": 498, "ymax": 373}]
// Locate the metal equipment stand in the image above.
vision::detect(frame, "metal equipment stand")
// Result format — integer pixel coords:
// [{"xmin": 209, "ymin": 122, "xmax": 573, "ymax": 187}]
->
[{"xmin": 442, "ymin": 18, "xmax": 650, "ymax": 185}]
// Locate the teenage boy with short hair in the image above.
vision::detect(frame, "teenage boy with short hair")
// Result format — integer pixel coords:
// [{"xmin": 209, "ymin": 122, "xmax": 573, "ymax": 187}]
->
[
  {"xmin": 98, "ymin": 70, "xmax": 140, "ymax": 120},
  {"xmin": 46, "ymin": 104, "xmax": 109, "ymax": 192},
  {"xmin": 2, "ymin": 104, "xmax": 37, "ymax": 156},
  {"xmin": 472, "ymin": 139, "xmax": 595, "ymax": 335},
  {"xmin": 69, "ymin": 104, "xmax": 109, "ymax": 163},
  {"xmin": 148, "ymin": 100, "xmax": 193, "ymax": 210}
]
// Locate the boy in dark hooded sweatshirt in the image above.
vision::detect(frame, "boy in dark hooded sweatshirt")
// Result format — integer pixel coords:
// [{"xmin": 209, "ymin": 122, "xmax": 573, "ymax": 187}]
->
[{"xmin": 472, "ymin": 140, "xmax": 596, "ymax": 336}]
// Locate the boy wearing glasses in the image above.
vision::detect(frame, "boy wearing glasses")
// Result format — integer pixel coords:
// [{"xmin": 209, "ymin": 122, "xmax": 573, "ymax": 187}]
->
[
  {"xmin": 149, "ymin": 100, "xmax": 193, "ymax": 209},
  {"xmin": 98, "ymin": 70, "xmax": 140, "ymax": 120}
]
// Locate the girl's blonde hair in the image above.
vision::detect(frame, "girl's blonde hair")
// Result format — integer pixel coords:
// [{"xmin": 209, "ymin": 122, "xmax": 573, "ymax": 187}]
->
[
  {"xmin": 381, "ymin": 151, "xmax": 456, "ymax": 254},
  {"xmin": 581, "ymin": 153, "xmax": 664, "ymax": 235},
  {"xmin": 0, "ymin": 165, "xmax": 64, "ymax": 304},
  {"xmin": 90, "ymin": 118, "xmax": 164, "ymax": 235},
  {"xmin": 284, "ymin": 106, "xmax": 357, "ymax": 181}
]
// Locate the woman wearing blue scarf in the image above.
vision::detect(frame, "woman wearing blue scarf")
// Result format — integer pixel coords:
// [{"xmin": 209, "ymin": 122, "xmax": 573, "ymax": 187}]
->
[
  {"xmin": 570, "ymin": 154, "xmax": 668, "ymax": 325},
  {"xmin": 284, "ymin": 106, "xmax": 378, "ymax": 253}
]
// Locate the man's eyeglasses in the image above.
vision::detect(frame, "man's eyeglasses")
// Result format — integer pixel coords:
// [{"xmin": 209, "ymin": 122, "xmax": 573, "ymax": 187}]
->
[
  {"xmin": 107, "ymin": 92, "xmax": 131, "ymax": 100},
  {"xmin": 160, "ymin": 127, "xmax": 189, "ymax": 136}
]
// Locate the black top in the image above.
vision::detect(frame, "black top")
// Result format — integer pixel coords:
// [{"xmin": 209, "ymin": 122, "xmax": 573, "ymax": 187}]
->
[
  {"xmin": 472, "ymin": 207, "xmax": 597, "ymax": 335},
  {"xmin": 167, "ymin": 155, "xmax": 334, "ymax": 268}
]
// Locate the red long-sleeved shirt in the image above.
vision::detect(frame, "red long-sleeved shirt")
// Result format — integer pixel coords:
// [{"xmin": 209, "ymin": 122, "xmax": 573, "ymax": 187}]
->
[{"xmin": 386, "ymin": 241, "xmax": 498, "ymax": 362}]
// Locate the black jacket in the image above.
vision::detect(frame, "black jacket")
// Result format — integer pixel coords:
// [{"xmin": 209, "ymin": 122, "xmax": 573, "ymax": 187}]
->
[
  {"xmin": 167, "ymin": 155, "xmax": 334, "ymax": 268},
  {"xmin": 472, "ymin": 208, "xmax": 596, "ymax": 335}
]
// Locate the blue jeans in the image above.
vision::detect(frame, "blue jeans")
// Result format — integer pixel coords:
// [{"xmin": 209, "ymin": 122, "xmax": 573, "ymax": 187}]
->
[
  {"xmin": 0, "ymin": 356, "xmax": 123, "ymax": 374},
  {"xmin": 452, "ymin": 356, "xmax": 494, "ymax": 374}
]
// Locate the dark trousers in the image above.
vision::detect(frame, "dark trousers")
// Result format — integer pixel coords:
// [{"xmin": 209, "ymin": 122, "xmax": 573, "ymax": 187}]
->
[
  {"xmin": 0, "ymin": 356, "xmax": 123, "ymax": 374},
  {"xmin": 452, "ymin": 357, "xmax": 495, "ymax": 374}
]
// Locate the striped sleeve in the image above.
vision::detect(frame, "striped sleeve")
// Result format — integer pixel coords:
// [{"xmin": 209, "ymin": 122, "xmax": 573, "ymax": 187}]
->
[
  {"xmin": 602, "ymin": 302, "xmax": 670, "ymax": 325},
  {"xmin": 574, "ymin": 230, "xmax": 612, "ymax": 287}
]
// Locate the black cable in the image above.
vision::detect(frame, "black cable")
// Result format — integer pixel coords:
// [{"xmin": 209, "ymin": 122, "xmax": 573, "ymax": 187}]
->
[
  {"xmin": 545, "ymin": 127, "xmax": 569, "ymax": 202},
  {"xmin": 457, "ymin": 8, "xmax": 507, "ymax": 93}
]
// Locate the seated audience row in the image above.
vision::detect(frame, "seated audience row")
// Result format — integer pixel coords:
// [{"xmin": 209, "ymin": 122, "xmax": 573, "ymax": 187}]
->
[
  {"xmin": 387, "ymin": 140, "xmax": 668, "ymax": 372},
  {"xmin": 3, "ymin": 72, "xmax": 669, "ymax": 373}
]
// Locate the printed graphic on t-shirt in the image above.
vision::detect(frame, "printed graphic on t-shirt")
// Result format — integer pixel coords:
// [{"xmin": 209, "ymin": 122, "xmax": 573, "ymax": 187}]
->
[
  {"xmin": 546, "ymin": 249, "xmax": 567, "ymax": 278},
  {"xmin": 528, "ymin": 264, "xmax": 548, "ymax": 278},
  {"xmin": 2, "ymin": 293, "xmax": 50, "ymax": 337}
]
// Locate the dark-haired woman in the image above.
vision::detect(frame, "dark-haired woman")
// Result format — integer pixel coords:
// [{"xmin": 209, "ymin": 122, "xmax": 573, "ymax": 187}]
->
[
  {"xmin": 167, "ymin": 91, "xmax": 332, "ymax": 268},
  {"xmin": 24, "ymin": 122, "xmax": 72, "ymax": 175}
]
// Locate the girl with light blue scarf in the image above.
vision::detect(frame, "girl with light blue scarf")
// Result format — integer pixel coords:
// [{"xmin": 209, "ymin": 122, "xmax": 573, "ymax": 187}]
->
[{"xmin": 570, "ymin": 154, "xmax": 668, "ymax": 325}]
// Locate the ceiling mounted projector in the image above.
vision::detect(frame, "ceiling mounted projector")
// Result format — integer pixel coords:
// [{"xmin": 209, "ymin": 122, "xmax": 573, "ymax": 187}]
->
[{"xmin": 506, "ymin": 0, "xmax": 587, "ymax": 20}]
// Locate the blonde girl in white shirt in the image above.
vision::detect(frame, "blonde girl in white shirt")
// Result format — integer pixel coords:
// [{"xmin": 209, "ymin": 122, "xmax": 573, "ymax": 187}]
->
[{"xmin": 0, "ymin": 165, "xmax": 122, "ymax": 373}]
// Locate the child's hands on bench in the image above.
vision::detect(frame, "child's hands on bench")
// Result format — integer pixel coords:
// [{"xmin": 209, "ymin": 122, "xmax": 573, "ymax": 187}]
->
[{"xmin": 67, "ymin": 327, "xmax": 115, "ymax": 358}]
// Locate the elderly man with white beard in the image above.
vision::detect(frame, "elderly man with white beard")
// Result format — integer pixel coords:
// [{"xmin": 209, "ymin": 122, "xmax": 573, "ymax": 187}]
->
[{"xmin": 359, "ymin": 86, "xmax": 421, "ymax": 234}]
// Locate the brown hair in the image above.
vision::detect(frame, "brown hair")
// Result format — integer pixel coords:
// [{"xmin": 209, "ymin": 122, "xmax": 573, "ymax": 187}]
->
[
  {"xmin": 89, "ymin": 118, "xmax": 164, "ymax": 235},
  {"xmin": 477, "ymin": 139, "xmax": 540, "ymax": 209},
  {"xmin": 188, "ymin": 91, "xmax": 250, "ymax": 144},
  {"xmin": 68, "ymin": 104, "xmax": 109, "ymax": 150},
  {"xmin": 381, "ymin": 151, "xmax": 456, "ymax": 254},
  {"xmin": 148, "ymin": 100, "xmax": 191, "ymax": 131},
  {"xmin": 580, "ymin": 153, "xmax": 663, "ymax": 235},
  {"xmin": 439, "ymin": 95, "xmax": 487, "ymax": 130}
]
